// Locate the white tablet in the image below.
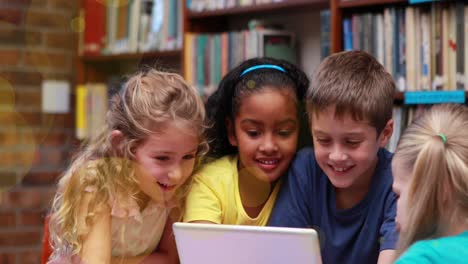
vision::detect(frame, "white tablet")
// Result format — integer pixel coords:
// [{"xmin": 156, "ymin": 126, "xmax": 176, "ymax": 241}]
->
[{"xmin": 173, "ymin": 222, "xmax": 322, "ymax": 264}]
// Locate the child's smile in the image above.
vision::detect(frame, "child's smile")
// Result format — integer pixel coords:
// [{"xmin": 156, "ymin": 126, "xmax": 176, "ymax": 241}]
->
[
  {"xmin": 311, "ymin": 105, "xmax": 391, "ymax": 191},
  {"xmin": 255, "ymin": 158, "xmax": 280, "ymax": 171},
  {"xmin": 157, "ymin": 181, "xmax": 176, "ymax": 192},
  {"xmin": 228, "ymin": 87, "xmax": 299, "ymax": 183},
  {"xmin": 134, "ymin": 122, "xmax": 199, "ymax": 203}
]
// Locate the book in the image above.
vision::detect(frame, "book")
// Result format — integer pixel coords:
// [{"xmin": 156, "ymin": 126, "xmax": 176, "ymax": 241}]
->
[
  {"xmin": 84, "ymin": 0, "xmax": 106, "ymax": 55},
  {"xmin": 76, "ymin": 85, "xmax": 87, "ymax": 139},
  {"xmin": 320, "ymin": 10, "xmax": 331, "ymax": 59}
]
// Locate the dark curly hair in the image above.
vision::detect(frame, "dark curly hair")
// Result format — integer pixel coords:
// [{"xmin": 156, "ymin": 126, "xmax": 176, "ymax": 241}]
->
[{"xmin": 205, "ymin": 57, "xmax": 311, "ymax": 158}]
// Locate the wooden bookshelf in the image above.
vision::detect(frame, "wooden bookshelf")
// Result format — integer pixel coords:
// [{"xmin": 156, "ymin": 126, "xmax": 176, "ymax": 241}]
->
[
  {"xmin": 81, "ymin": 50, "xmax": 182, "ymax": 63},
  {"xmin": 339, "ymin": 0, "xmax": 407, "ymax": 8},
  {"xmin": 331, "ymin": 0, "xmax": 409, "ymax": 53},
  {"xmin": 331, "ymin": 0, "xmax": 468, "ymax": 103},
  {"xmin": 394, "ymin": 92, "xmax": 404, "ymax": 102},
  {"xmin": 187, "ymin": 0, "xmax": 328, "ymax": 18},
  {"xmin": 79, "ymin": 0, "xmax": 329, "ymax": 83},
  {"xmin": 392, "ymin": 92, "xmax": 467, "ymax": 103}
]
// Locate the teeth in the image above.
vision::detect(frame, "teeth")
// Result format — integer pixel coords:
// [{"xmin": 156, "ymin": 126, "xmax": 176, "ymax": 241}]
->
[
  {"xmin": 333, "ymin": 166, "xmax": 350, "ymax": 172},
  {"xmin": 258, "ymin": 160, "xmax": 277, "ymax": 165},
  {"xmin": 158, "ymin": 182, "xmax": 169, "ymax": 188}
]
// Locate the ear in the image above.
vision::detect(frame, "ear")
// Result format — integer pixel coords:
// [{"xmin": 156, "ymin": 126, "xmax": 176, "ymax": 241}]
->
[
  {"xmin": 378, "ymin": 119, "xmax": 394, "ymax": 148},
  {"xmin": 226, "ymin": 118, "xmax": 238, "ymax": 147},
  {"xmin": 111, "ymin": 129, "xmax": 124, "ymax": 147}
]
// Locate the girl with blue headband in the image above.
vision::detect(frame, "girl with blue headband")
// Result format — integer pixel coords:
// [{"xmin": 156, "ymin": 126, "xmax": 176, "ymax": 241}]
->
[{"xmin": 184, "ymin": 57, "xmax": 310, "ymax": 226}]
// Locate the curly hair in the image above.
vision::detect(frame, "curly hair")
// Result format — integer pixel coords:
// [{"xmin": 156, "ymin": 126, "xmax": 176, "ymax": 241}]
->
[
  {"xmin": 205, "ymin": 57, "xmax": 310, "ymax": 158},
  {"xmin": 48, "ymin": 68, "xmax": 207, "ymax": 261}
]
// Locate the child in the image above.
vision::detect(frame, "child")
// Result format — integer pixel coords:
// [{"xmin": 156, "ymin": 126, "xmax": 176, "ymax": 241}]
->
[
  {"xmin": 268, "ymin": 51, "xmax": 398, "ymax": 264},
  {"xmin": 183, "ymin": 57, "xmax": 310, "ymax": 225},
  {"xmin": 47, "ymin": 69, "xmax": 207, "ymax": 264},
  {"xmin": 392, "ymin": 103, "xmax": 468, "ymax": 263}
]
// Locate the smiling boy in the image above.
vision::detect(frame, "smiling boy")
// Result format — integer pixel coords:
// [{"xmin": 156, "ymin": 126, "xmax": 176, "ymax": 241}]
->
[{"xmin": 268, "ymin": 51, "xmax": 398, "ymax": 264}]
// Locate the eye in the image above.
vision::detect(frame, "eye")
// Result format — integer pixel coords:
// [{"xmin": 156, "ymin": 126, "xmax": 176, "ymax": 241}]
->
[
  {"xmin": 246, "ymin": 130, "xmax": 260, "ymax": 137},
  {"xmin": 154, "ymin": 156, "xmax": 169, "ymax": 161},
  {"xmin": 183, "ymin": 154, "xmax": 195, "ymax": 160},
  {"xmin": 278, "ymin": 130, "xmax": 293, "ymax": 137},
  {"xmin": 346, "ymin": 140, "xmax": 361, "ymax": 146},
  {"xmin": 315, "ymin": 138, "xmax": 331, "ymax": 145}
]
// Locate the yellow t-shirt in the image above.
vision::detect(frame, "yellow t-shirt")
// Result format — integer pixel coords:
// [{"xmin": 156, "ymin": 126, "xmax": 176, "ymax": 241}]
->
[{"xmin": 184, "ymin": 155, "xmax": 281, "ymax": 226}]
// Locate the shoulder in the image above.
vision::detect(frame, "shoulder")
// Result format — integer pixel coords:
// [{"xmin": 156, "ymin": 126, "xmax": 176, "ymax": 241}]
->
[
  {"xmin": 395, "ymin": 239, "xmax": 441, "ymax": 264},
  {"xmin": 373, "ymin": 148, "xmax": 394, "ymax": 188},
  {"xmin": 397, "ymin": 234, "xmax": 468, "ymax": 263},
  {"xmin": 377, "ymin": 148, "xmax": 393, "ymax": 166},
  {"xmin": 289, "ymin": 147, "xmax": 317, "ymax": 173},
  {"xmin": 294, "ymin": 147, "xmax": 316, "ymax": 163},
  {"xmin": 280, "ymin": 147, "xmax": 326, "ymax": 192},
  {"xmin": 198, "ymin": 155, "xmax": 237, "ymax": 174},
  {"xmin": 288, "ymin": 147, "xmax": 321, "ymax": 178},
  {"xmin": 77, "ymin": 191, "xmax": 112, "ymax": 234},
  {"xmin": 194, "ymin": 155, "xmax": 238, "ymax": 183}
]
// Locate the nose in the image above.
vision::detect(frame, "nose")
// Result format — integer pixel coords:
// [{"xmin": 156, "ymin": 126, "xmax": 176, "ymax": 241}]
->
[
  {"xmin": 329, "ymin": 145, "xmax": 347, "ymax": 161},
  {"xmin": 259, "ymin": 134, "xmax": 278, "ymax": 154},
  {"xmin": 168, "ymin": 164, "xmax": 182, "ymax": 183}
]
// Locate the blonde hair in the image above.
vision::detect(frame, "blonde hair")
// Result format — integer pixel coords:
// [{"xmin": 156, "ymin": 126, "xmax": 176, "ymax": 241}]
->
[
  {"xmin": 48, "ymin": 69, "xmax": 207, "ymax": 260},
  {"xmin": 394, "ymin": 104, "xmax": 468, "ymax": 257},
  {"xmin": 307, "ymin": 51, "xmax": 395, "ymax": 134}
]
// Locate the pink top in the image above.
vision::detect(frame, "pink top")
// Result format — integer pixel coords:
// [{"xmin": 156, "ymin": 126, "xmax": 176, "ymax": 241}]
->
[
  {"xmin": 48, "ymin": 186, "xmax": 169, "ymax": 263},
  {"xmin": 106, "ymin": 190, "xmax": 169, "ymax": 257}
]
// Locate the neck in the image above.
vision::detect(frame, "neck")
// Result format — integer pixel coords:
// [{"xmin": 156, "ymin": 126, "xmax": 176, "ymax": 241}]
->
[
  {"xmin": 440, "ymin": 215, "xmax": 468, "ymax": 237},
  {"xmin": 238, "ymin": 165, "xmax": 276, "ymax": 217}
]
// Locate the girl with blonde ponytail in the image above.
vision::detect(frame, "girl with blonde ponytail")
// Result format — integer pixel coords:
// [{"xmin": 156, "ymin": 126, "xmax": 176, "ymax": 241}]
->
[
  {"xmin": 392, "ymin": 103, "xmax": 468, "ymax": 263},
  {"xmin": 47, "ymin": 68, "xmax": 207, "ymax": 264}
]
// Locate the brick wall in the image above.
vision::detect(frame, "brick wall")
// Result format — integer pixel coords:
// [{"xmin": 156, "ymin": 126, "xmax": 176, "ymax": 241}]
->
[{"xmin": 0, "ymin": 0, "xmax": 79, "ymax": 263}]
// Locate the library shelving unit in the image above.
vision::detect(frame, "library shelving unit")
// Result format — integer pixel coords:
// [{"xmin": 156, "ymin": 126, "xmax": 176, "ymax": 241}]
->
[
  {"xmin": 77, "ymin": 50, "xmax": 182, "ymax": 84},
  {"xmin": 329, "ymin": 0, "xmax": 468, "ymax": 152},
  {"xmin": 75, "ymin": 0, "xmax": 329, "ymax": 139},
  {"xmin": 330, "ymin": 0, "xmax": 406, "ymax": 53},
  {"xmin": 76, "ymin": 0, "xmax": 185, "ymax": 85},
  {"xmin": 331, "ymin": 0, "xmax": 408, "ymax": 102},
  {"xmin": 77, "ymin": 0, "xmax": 329, "ymax": 84},
  {"xmin": 329, "ymin": 0, "xmax": 468, "ymax": 102}
]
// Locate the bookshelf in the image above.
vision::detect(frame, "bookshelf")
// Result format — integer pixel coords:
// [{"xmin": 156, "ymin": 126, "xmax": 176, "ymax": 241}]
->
[
  {"xmin": 330, "ymin": 0, "xmax": 468, "ymax": 97},
  {"xmin": 331, "ymin": 0, "xmax": 407, "ymax": 53},
  {"xmin": 76, "ymin": 0, "xmax": 329, "ymax": 139},
  {"xmin": 185, "ymin": 0, "xmax": 329, "ymax": 97},
  {"xmin": 331, "ymin": 0, "xmax": 407, "ymax": 101},
  {"xmin": 78, "ymin": 0, "xmax": 328, "ymax": 83},
  {"xmin": 330, "ymin": 0, "xmax": 468, "ymax": 151},
  {"xmin": 186, "ymin": 0, "xmax": 328, "ymax": 19}
]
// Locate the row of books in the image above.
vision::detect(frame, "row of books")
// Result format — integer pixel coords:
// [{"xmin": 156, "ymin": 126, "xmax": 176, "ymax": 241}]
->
[
  {"xmin": 76, "ymin": 83, "xmax": 108, "ymax": 140},
  {"xmin": 387, "ymin": 105, "xmax": 429, "ymax": 153},
  {"xmin": 184, "ymin": 29, "xmax": 297, "ymax": 98},
  {"xmin": 187, "ymin": 0, "xmax": 283, "ymax": 12},
  {"xmin": 342, "ymin": 2, "xmax": 468, "ymax": 92},
  {"xmin": 74, "ymin": 80, "xmax": 425, "ymax": 148},
  {"xmin": 82, "ymin": 0, "xmax": 183, "ymax": 56}
]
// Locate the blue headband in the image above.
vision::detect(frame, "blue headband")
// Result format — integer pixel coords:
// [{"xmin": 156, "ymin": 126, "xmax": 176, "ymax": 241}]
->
[{"xmin": 240, "ymin": 64, "xmax": 286, "ymax": 77}]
